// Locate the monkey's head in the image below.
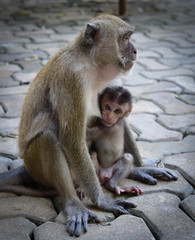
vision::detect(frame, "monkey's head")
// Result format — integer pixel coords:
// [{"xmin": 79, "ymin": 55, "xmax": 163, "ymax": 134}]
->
[
  {"xmin": 98, "ymin": 86, "xmax": 133, "ymax": 127},
  {"xmin": 81, "ymin": 14, "xmax": 137, "ymax": 73}
]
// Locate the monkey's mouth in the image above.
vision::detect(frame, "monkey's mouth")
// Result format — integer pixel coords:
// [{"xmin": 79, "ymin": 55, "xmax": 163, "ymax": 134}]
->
[{"xmin": 101, "ymin": 119, "xmax": 115, "ymax": 128}]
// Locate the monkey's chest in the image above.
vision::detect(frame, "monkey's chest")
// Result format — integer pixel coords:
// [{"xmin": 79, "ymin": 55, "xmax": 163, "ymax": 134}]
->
[{"xmin": 94, "ymin": 134, "xmax": 124, "ymax": 167}]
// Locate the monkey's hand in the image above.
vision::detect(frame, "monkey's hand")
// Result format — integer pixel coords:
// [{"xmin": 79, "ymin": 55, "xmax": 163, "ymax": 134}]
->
[
  {"xmin": 65, "ymin": 199, "xmax": 100, "ymax": 237},
  {"xmin": 129, "ymin": 167, "xmax": 178, "ymax": 185},
  {"xmin": 97, "ymin": 197, "xmax": 136, "ymax": 216}
]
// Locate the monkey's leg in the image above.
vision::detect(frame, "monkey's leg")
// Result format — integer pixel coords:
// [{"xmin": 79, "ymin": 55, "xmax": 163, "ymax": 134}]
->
[
  {"xmin": 105, "ymin": 154, "xmax": 142, "ymax": 195},
  {"xmin": 129, "ymin": 167, "xmax": 178, "ymax": 185},
  {"xmin": 23, "ymin": 132, "xmax": 100, "ymax": 237}
]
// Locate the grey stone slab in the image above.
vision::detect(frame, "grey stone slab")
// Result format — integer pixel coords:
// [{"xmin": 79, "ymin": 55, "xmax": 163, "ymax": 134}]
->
[
  {"xmin": 9, "ymin": 158, "xmax": 24, "ymax": 170},
  {"xmin": 0, "ymin": 137, "xmax": 18, "ymax": 159},
  {"xmin": 0, "ymin": 196, "xmax": 57, "ymax": 225},
  {"xmin": 187, "ymin": 126, "xmax": 195, "ymax": 135},
  {"xmin": 142, "ymin": 92, "xmax": 195, "ymax": 114},
  {"xmin": 163, "ymin": 152, "xmax": 195, "ymax": 188},
  {"xmin": 0, "ymin": 63, "xmax": 21, "ymax": 72},
  {"xmin": 13, "ymin": 71, "xmax": 37, "ymax": 84},
  {"xmin": 128, "ymin": 113, "xmax": 182, "ymax": 142},
  {"xmin": 132, "ymin": 100, "xmax": 163, "ymax": 114},
  {"xmin": 0, "ymin": 85, "xmax": 29, "ymax": 96},
  {"xmin": 178, "ymin": 94, "xmax": 195, "ymax": 105},
  {"xmin": 15, "ymin": 29, "xmax": 55, "ymax": 37},
  {"xmin": 0, "ymin": 94, "xmax": 25, "ymax": 117},
  {"xmin": 137, "ymin": 135, "xmax": 195, "ymax": 161},
  {"xmin": 34, "ymin": 215, "xmax": 155, "ymax": 240},
  {"xmin": 0, "ymin": 217, "xmax": 36, "ymax": 240},
  {"xmin": 165, "ymin": 76, "xmax": 195, "ymax": 94},
  {"xmin": 126, "ymin": 82, "xmax": 182, "ymax": 97},
  {"xmin": 122, "ymin": 170, "xmax": 193, "ymax": 200},
  {"xmin": 129, "ymin": 193, "xmax": 195, "ymax": 240},
  {"xmin": 0, "ymin": 117, "xmax": 20, "ymax": 136},
  {"xmin": 0, "ymin": 51, "xmax": 48, "ymax": 62},
  {"xmin": 14, "ymin": 59, "xmax": 43, "ymax": 72},
  {"xmin": 138, "ymin": 58, "xmax": 170, "ymax": 71},
  {"xmin": 0, "ymin": 156, "xmax": 12, "ymax": 168},
  {"xmin": 158, "ymin": 114, "xmax": 195, "ymax": 132},
  {"xmin": 141, "ymin": 68, "xmax": 194, "ymax": 80},
  {"xmin": 180, "ymin": 195, "xmax": 195, "ymax": 221}
]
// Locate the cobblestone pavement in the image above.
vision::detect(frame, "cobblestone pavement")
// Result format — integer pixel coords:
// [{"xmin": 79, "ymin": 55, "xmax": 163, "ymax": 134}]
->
[{"xmin": 0, "ymin": 0, "xmax": 195, "ymax": 239}]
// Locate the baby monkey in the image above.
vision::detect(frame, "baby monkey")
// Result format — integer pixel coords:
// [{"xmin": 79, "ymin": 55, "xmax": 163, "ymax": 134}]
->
[{"xmin": 87, "ymin": 87, "xmax": 142, "ymax": 196}]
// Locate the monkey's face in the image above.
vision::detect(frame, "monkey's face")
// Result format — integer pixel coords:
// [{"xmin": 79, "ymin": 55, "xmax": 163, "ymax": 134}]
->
[
  {"xmin": 84, "ymin": 15, "xmax": 137, "ymax": 73},
  {"xmin": 100, "ymin": 95, "xmax": 132, "ymax": 127},
  {"xmin": 118, "ymin": 30, "xmax": 137, "ymax": 71}
]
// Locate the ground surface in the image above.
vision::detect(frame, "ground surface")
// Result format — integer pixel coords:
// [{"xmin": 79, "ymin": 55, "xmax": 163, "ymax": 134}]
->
[{"xmin": 0, "ymin": 0, "xmax": 194, "ymax": 239}]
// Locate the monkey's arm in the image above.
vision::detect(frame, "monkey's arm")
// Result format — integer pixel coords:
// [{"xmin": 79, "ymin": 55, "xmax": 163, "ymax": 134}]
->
[
  {"xmin": 86, "ymin": 126, "xmax": 106, "ymax": 141},
  {"xmin": 123, "ymin": 120, "xmax": 143, "ymax": 166}
]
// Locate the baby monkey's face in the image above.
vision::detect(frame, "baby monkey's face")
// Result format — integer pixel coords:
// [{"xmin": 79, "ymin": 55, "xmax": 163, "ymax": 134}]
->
[{"xmin": 100, "ymin": 95, "xmax": 132, "ymax": 127}]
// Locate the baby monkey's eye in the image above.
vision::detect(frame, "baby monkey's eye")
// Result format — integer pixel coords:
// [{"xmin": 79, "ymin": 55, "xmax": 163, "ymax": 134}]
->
[
  {"xmin": 105, "ymin": 105, "xmax": 111, "ymax": 110},
  {"xmin": 114, "ymin": 109, "xmax": 121, "ymax": 114}
]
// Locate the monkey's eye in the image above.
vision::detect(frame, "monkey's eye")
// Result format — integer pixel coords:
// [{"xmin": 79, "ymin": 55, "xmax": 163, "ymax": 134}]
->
[
  {"xmin": 105, "ymin": 105, "xmax": 111, "ymax": 110},
  {"xmin": 122, "ymin": 33, "xmax": 130, "ymax": 42},
  {"xmin": 114, "ymin": 109, "xmax": 121, "ymax": 114}
]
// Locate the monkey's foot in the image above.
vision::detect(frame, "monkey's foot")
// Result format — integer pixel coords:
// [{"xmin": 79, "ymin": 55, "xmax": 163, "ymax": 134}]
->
[
  {"xmin": 65, "ymin": 199, "xmax": 100, "ymax": 237},
  {"xmin": 115, "ymin": 186, "xmax": 142, "ymax": 196}
]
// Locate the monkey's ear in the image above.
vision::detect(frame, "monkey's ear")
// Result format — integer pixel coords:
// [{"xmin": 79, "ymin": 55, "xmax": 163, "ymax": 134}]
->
[{"xmin": 85, "ymin": 23, "xmax": 100, "ymax": 45}]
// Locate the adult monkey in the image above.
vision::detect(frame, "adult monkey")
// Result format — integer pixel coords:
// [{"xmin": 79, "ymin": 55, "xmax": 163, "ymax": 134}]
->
[
  {"xmin": 0, "ymin": 14, "xmax": 178, "ymax": 236},
  {"xmin": 19, "ymin": 15, "xmax": 137, "ymax": 236}
]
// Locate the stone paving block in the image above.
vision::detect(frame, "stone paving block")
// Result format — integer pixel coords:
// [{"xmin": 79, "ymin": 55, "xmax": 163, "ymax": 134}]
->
[
  {"xmin": 0, "ymin": 161, "xmax": 8, "ymax": 173},
  {"xmin": 142, "ymin": 92, "xmax": 195, "ymax": 114},
  {"xmin": 0, "ymin": 94, "xmax": 25, "ymax": 117},
  {"xmin": 150, "ymin": 47, "xmax": 183, "ymax": 59},
  {"xmin": 165, "ymin": 76, "xmax": 195, "ymax": 94},
  {"xmin": 178, "ymin": 94, "xmax": 195, "ymax": 105},
  {"xmin": 138, "ymin": 58, "xmax": 170, "ymax": 70},
  {"xmin": 15, "ymin": 29, "xmax": 55, "ymax": 37},
  {"xmin": 129, "ymin": 192, "xmax": 195, "ymax": 240},
  {"xmin": 14, "ymin": 59, "xmax": 43, "ymax": 72},
  {"xmin": 0, "ymin": 156, "xmax": 12, "ymax": 169},
  {"xmin": 25, "ymin": 42, "xmax": 63, "ymax": 51},
  {"xmin": 0, "ymin": 196, "xmax": 57, "ymax": 225},
  {"xmin": 126, "ymin": 81, "xmax": 182, "ymax": 97},
  {"xmin": 0, "ymin": 85, "xmax": 29, "ymax": 96},
  {"xmin": 34, "ymin": 215, "xmax": 155, "ymax": 240},
  {"xmin": 9, "ymin": 158, "xmax": 24, "ymax": 170},
  {"xmin": 0, "ymin": 137, "xmax": 18, "ymax": 159},
  {"xmin": 0, "ymin": 117, "xmax": 20, "ymax": 136},
  {"xmin": 121, "ymin": 170, "xmax": 193, "ymax": 199},
  {"xmin": 132, "ymin": 100, "xmax": 163, "ymax": 114},
  {"xmin": 186, "ymin": 126, "xmax": 195, "ymax": 135},
  {"xmin": 128, "ymin": 113, "xmax": 182, "ymax": 142},
  {"xmin": 0, "ymin": 75, "xmax": 19, "ymax": 87},
  {"xmin": 137, "ymin": 135, "xmax": 195, "ymax": 160},
  {"xmin": 0, "ymin": 51, "xmax": 48, "ymax": 62},
  {"xmin": 0, "ymin": 63, "xmax": 21, "ymax": 72},
  {"xmin": 163, "ymin": 152, "xmax": 195, "ymax": 188},
  {"xmin": 49, "ymin": 33, "xmax": 77, "ymax": 42},
  {"xmin": 141, "ymin": 68, "xmax": 194, "ymax": 80},
  {"xmin": 158, "ymin": 114, "xmax": 195, "ymax": 132},
  {"xmin": 13, "ymin": 71, "xmax": 37, "ymax": 84},
  {"xmin": 180, "ymin": 195, "xmax": 195, "ymax": 221},
  {"xmin": 0, "ymin": 217, "xmax": 36, "ymax": 240},
  {"xmin": 1, "ymin": 42, "xmax": 29, "ymax": 54}
]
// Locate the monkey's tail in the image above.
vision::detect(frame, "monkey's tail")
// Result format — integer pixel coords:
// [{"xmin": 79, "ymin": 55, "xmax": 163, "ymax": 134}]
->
[
  {"xmin": 0, "ymin": 166, "xmax": 33, "ymax": 185},
  {"xmin": 0, "ymin": 185, "xmax": 58, "ymax": 197}
]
